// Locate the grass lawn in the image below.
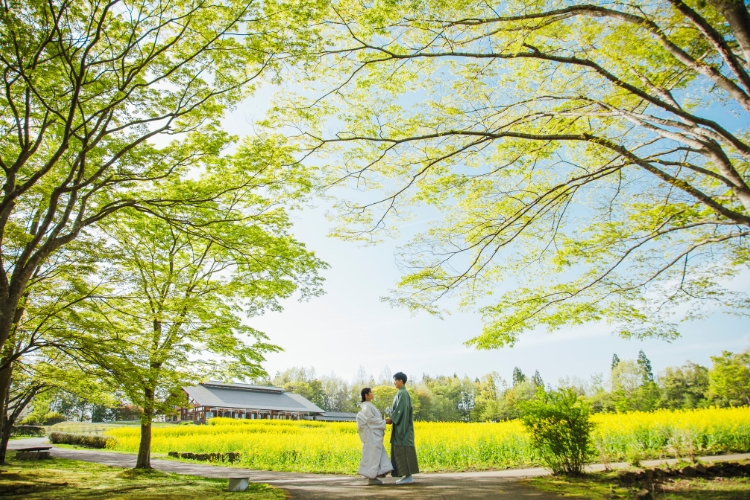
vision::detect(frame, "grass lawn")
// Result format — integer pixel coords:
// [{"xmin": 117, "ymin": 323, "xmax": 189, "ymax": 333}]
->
[
  {"xmin": 527, "ymin": 470, "xmax": 750, "ymax": 499},
  {"xmin": 0, "ymin": 452, "xmax": 285, "ymax": 499}
]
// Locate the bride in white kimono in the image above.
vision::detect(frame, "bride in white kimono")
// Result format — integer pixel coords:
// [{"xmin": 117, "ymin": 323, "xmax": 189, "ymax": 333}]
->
[{"xmin": 356, "ymin": 387, "xmax": 393, "ymax": 485}]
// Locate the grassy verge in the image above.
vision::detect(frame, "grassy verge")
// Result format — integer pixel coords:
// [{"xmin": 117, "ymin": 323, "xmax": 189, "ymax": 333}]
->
[
  {"xmin": 49, "ymin": 421, "xmax": 177, "ymax": 436},
  {"xmin": 526, "ymin": 468, "xmax": 750, "ymax": 499},
  {"xmin": 47, "ymin": 442, "xmax": 145, "ymax": 455},
  {"xmin": 0, "ymin": 452, "xmax": 285, "ymax": 499}
]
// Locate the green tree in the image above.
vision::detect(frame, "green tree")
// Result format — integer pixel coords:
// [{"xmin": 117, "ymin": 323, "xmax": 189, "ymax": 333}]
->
[
  {"xmin": 0, "ymin": 240, "xmax": 104, "ymax": 461},
  {"xmin": 502, "ymin": 379, "xmax": 538, "ymax": 420},
  {"xmin": 512, "ymin": 367, "xmax": 527, "ymax": 386},
  {"xmin": 1, "ymin": 353, "xmax": 110, "ymax": 463},
  {"xmin": 611, "ymin": 360, "xmax": 644, "ymax": 411},
  {"xmin": 471, "ymin": 372, "xmax": 502, "ymax": 421},
  {"xmin": 273, "ymin": 367, "xmax": 326, "ymax": 409},
  {"xmin": 320, "ymin": 376, "xmax": 355, "ymax": 412},
  {"xmin": 0, "ymin": 360, "xmax": 46, "ymax": 463},
  {"xmin": 0, "ymin": 0, "xmax": 320, "ymax": 421},
  {"xmin": 66, "ymin": 156, "xmax": 326, "ymax": 468},
  {"xmin": 532, "ymin": 370, "xmax": 544, "ymax": 388},
  {"xmin": 659, "ymin": 361, "xmax": 709, "ymax": 409},
  {"xmin": 421, "ymin": 375, "xmax": 463, "ymax": 420},
  {"xmin": 281, "ymin": 380, "xmax": 326, "ymax": 411},
  {"xmin": 0, "ymin": 0, "xmax": 290, "ymax": 353},
  {"xmin": 370, "ymin": 384, "xmax": 421, "ymax": 418},
  {"xmin": 588, "ymin": 387, "xmax": 615, "ymax": 414},
  {"xmin": 708, "ymin": 350, "xmax": 750, "ymax": 406},
  {"xmin": 283, "ymin": 0, "xmax": 750, "ymax": 348},
  {"xmin": 521, "ymin": 388, "xmax": 596, "ymax": 475},
  {"xmin": 411, "ymin": 382, "xmax": 457, "ymax": 421},
  {"xmin": 455, "ymin": 376, "xmax": 475, "ymax": 420},
  {"xmin": 611, "ymin": 354, "xmax": 621, "ymax": 371},
  {"xmin": 612, "ymin": 359, "xmax": 660, "ymax": 411},
  {"xmin": 638, "ymin": 351, "xmax": 655, "ymax": 383},
  {"xmin": 371, "ymin": 385, "xmax": 397, "ymax": 416}
]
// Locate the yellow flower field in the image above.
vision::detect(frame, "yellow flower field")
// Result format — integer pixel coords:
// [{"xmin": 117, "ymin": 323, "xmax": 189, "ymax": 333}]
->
[{"xmin": 107, "ymin": 407, "xmax": 750, "ymax": 473}]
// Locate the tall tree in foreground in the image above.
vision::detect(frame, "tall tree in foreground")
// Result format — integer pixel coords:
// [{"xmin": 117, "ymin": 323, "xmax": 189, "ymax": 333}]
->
[
  {"xmin": 69, "ymin": 143, "xmax": 325, "ymax": 469},
  {"xmin": 0, "ymin": 355, "xmax": 109, "ymax": 463},
  {"xmin": 0, "ymin": 0, "xmax": 311, "ymax": 358},
  {"xmin": 282, "ymin": 0, "xmax": 750, "ymax": 347},
  {"xmin": 0, "ymin": 240, "xmax": 103, "ymax": 462},
  {"xmin": 0, "ymin": 359, "xmax": 46, "ymax": 464}
]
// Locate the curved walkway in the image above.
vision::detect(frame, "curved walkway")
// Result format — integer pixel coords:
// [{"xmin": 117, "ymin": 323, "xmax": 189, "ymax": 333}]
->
[{"xmin": 9, "ymin": 439, "xmax": 750, "ymax": 499}]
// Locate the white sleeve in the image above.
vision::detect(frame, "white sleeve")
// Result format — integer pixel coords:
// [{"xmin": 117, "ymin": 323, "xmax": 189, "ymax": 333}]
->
[{"xmin": 366, "ymin": 404, "xmax": 386, "ymax": 430}]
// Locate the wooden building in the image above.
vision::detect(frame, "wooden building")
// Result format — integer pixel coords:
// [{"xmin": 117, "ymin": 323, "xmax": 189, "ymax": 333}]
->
[
  {"xmin": 179, "ymin": 382, "xmax": 324, "ymax": 423},
  {"xmin": 311, "ymin": 411, "xmax": 357, "ymax": 422}
]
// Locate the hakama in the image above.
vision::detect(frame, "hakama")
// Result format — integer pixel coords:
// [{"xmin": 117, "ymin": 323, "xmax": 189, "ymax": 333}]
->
[{"xmin": 389, "ymin": 386, "xmax": 420, "ymax": 477}]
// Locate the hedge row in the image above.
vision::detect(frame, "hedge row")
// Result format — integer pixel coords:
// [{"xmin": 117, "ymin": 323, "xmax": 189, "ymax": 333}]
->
[
  {"xmin": 49, "ymin": 432, "xmax": 116, "ymax": 449},
  {"xmin": 11, "ymin": 425, "xmax": 45, "ymax": 436},
  {"xmin": 168, "ymin": 451, "xmax": 241, "ymax": 463}
]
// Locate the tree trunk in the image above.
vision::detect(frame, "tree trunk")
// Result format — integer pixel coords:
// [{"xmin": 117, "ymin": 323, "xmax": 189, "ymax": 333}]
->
[
  {"xmin": 0, "ymin": 361, "xmax": 12, "ymax": 465},
  {"xmin": 135, "ymin": 389, "xmax": 154, "ymax": 469},
  {"xmin": 0, "ymin": 413, "xmax": 13, "ymax": 465},
  {"xmin": 0, "ymin": 301, "xmax": 16, "ymax": 357},
  {"xmin": 135, "ymin": 419, "xmax": 152, "ymax": 468}
]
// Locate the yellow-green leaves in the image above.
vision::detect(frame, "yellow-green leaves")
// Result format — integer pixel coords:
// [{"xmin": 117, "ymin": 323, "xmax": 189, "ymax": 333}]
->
[{"xmin": 278, "ymin": 0, "xmax": 750, "ymax": 347}]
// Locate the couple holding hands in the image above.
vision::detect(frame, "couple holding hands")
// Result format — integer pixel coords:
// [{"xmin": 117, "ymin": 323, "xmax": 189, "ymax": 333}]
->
[{"xmin": 356, "ymin": 372, "xmax": 419, "ymax": 486}]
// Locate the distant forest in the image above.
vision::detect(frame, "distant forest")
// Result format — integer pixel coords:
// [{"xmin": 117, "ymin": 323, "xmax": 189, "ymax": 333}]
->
[
  {"xmin": 263, "ymin": 347, "xmax": 750, "ymax": 422},
  {"xmin": 25, "ymin": 347, "xmax": 750, "ymax": 424}
]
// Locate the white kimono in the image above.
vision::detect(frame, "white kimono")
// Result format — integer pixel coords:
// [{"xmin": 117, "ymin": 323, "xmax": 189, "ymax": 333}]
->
[{"xmin": 356, "ymin": 401, "xmax": 393, "ymax": 479}]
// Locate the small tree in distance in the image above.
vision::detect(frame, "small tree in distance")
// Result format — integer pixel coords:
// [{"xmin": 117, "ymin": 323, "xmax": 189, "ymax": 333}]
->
[
  {"xmin": 532, "ymin": 370, "xmax": 544, "ymax": 388},
  {"xmin": 512, "ymin": 367, "xmax": 527, "ymax": 386},
  {"xmin": 638, "ymin": 351, "xmax": 655, "ymax": 383},
  {"xmin": 520, "ymin": 388, "xmax": 596, "ymax": 475},
  {"xmin": 611, "ymin": 355, "xmax": 621, "ymax": 371},
  {"xmin": 708, "ymin": 350, "xmax": 750, "ymax": 406}
]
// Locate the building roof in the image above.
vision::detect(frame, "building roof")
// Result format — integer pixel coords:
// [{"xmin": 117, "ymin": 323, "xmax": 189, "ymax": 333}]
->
[
  {"xmin": 202, "ymin": 381, "xmax": 284, "ymax": 393},
  {"xmin": 315, "ymin": 412, "xmax": 358, "ymax": 422},
  {"xmin": 183, "ymin": 383, "xmax": 324, "ymax": 414}
]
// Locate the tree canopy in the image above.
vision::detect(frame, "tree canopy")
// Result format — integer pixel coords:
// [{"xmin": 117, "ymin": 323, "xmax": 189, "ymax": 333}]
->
[
  {"xmin": 278, "ymin": 0, "xmax": 750, "ymax": 347},
  {"xmin": 0, "ymin": 0, "xmax": 320, "ymax": 355},
  {"xmin": 54, "ymin": 137, "xmax": 326, "ymax": 468}
]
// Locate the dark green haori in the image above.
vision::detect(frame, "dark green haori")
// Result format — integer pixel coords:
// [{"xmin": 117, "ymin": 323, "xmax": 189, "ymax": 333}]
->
[{"xmin": 390, "ymin": 386, "xmax": 419, "ymax": 477}]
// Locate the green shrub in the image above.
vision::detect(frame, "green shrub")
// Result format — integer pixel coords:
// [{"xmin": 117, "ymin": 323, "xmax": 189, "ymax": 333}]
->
[
  {"xmin": 19, "ymin": 415, "xmax": 40, "ymax": 425},
  {"xmin": 520, "ymin": 388, "xmax": 595, "ymax": 475},
  {"xmin": 49, "ymin": 432, "xmax": 117, "ymax": 449},
  {"xmin": 11, "ymin": 425, "xmax": 45, "ymax": 436},
  {"xmin": 42, "ymin": 412, "xmax": 67, "ymax": 425}
]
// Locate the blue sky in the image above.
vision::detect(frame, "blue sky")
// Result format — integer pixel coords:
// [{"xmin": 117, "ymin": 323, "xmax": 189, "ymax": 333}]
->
[
  {"xmin": 225, "ymin": 86, "xmax": 750, "ymax": 387},
  {"xmin": 247, "ymin": 198, "xmax": 749, "ymax": 386}
]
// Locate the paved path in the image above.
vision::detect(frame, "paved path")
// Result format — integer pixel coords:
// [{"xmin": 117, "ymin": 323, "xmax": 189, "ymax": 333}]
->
[
  {"xmin": 6, "ymin": 439, "xmax": 557, "ymax": 499},
  {"xmin": 8, "ymin": 439, "xmax": 750, "ymax": 499}
]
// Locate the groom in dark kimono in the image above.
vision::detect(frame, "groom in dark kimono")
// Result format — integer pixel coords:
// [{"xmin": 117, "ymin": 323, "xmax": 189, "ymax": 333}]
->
[{"xmin": 385, "ymin": 371, "xmax": 419, "ymax": 484}]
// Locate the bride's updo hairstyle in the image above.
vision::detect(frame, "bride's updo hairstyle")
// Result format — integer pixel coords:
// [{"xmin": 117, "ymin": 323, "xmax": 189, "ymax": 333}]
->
[{"xmin": 361, "ymin": 387, "xmax": 372, "ymax": 402}]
